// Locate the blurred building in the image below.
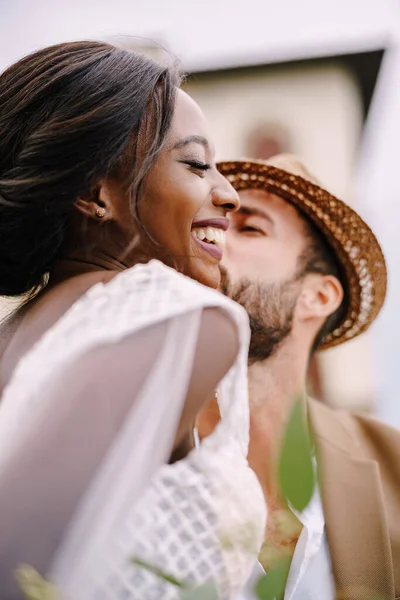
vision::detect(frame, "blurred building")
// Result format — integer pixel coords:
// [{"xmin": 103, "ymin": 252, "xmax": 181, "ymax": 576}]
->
[{"xmin": 0, "ymin": 0, "xmax": 398, "ymax": 418}]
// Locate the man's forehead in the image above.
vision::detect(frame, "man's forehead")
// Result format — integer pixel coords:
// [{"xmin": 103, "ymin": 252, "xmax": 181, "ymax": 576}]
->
[{"xmin": 238, "ymin": 188, "xmax": 301, "ymax": 221}]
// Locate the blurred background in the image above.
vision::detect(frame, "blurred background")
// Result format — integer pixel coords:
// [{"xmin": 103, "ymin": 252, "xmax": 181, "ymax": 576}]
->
[{"xmin": 0, "ymin": 0, "xmax": 399, "ymax": 423}]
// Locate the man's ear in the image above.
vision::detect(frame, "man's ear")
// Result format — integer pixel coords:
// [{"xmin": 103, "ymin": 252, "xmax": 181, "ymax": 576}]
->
[
  {"xmin": 297, "ymin": 273, "xmax": 344, "ymax": 322},
  {"xmin": 74, "ymin": 180, "xmax": 116, "ymax": 221}
]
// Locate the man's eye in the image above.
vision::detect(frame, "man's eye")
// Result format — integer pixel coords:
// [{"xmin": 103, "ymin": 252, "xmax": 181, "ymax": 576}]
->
[{"xmin": 240, "ymin": 226, "xmax": 263, "ymax": 234}]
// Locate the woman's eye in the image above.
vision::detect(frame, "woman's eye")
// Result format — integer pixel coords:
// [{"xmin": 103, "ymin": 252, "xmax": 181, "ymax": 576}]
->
[{"xmin": 181, "ymin": 160, "xmax": 211, "ymax": 175}]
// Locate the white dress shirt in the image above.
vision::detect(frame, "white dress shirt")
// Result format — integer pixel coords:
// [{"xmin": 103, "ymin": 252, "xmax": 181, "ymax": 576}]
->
[{"xmin": 236, "ymin": 484, "xmax": 336, "ymax": 600}]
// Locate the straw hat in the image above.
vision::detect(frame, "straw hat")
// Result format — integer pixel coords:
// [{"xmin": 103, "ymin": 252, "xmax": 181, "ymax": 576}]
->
[{"xmin": 217, "ymin": 154, "xmax": 387, "ymax": 350}]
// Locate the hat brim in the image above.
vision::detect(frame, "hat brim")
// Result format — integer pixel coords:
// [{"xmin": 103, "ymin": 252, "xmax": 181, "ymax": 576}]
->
[{"xmin": 217, "ymin": 160, "xmax": 387, "ymax": 350}]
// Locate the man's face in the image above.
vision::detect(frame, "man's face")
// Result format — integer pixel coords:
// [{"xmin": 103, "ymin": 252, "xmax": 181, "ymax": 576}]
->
[{"xmin": 221, "ymin": 189, "xmax": 309, "ymax": 362}]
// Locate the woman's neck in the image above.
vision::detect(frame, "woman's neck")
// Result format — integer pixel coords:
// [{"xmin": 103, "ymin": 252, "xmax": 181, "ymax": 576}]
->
[{"xmin": 49, "ymin": 254, "xmax": 128, "ymax": 286}]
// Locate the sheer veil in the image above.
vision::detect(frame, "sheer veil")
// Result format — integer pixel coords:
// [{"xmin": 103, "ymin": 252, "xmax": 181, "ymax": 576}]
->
[{"xmin": 0, "ymin": 261, "xmax": 265, "ymax": 599}]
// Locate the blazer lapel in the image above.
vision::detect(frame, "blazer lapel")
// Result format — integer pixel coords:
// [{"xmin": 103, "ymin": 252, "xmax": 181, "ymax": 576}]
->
[{"xmin": 309, "ymin": 400, "xmax": 395, "ymax": 600}]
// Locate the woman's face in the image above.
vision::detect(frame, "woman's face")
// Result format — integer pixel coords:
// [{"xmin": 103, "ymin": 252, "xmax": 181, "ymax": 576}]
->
[{"xmin": 139, "ymin": 90, "xmax": 240, "ymax": 288}]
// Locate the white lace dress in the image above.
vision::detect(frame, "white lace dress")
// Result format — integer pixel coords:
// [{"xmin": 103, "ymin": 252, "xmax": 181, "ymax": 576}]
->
[{"xmin": 0, "ymin": 261, "xmax": 266, "ymax": 600}]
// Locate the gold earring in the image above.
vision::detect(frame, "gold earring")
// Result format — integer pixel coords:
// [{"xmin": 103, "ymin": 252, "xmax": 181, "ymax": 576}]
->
[{"xmin": 95, "ymin": 207, "xmax": 106, "ymax": 219}]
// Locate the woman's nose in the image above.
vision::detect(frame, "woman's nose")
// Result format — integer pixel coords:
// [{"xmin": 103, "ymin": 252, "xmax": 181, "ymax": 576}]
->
[{"xmin": 212, "ymin": 179, "xmax": 240, "ymax": 213}]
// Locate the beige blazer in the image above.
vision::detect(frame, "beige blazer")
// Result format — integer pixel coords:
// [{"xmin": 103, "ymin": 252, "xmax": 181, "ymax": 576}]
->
[{"xmin": 309, "ymin": 399, "xmax": 400, "ymax": 600}]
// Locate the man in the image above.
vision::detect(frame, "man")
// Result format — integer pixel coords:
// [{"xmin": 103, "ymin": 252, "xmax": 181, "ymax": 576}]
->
[{"xmin": 196, "ymin": 155, "xmax": 399, "ymax": 600}]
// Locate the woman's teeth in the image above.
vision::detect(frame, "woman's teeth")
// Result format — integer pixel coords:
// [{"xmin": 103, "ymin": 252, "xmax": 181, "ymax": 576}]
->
[{"xmin": 192, "ymin": 226, "xmax": 226, "ymax": 245}]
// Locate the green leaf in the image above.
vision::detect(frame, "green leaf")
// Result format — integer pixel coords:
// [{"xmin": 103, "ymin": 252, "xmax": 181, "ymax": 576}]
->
[
  {"xmin": 14, "ymin": 564, "xmax": 59, "ymax": 600},
  {"xmin": 278, "ymin": 398, "xmax": 315, "ymax": 512},
  {"xmin": 254, "ymin": 560, "xmax": 290, "ymax": 600},
  {"xmin": 131, "ymin": 558, "xmax": 186, "ymax": 588},
  {"xmin": 179, "ymin": 582, "xmax": 219, "ymax": 600}
]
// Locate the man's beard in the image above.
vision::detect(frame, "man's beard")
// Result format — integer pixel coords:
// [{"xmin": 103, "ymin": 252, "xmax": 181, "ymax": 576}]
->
[{"xmin": 220, "ymin": 266, "xmax": 300, "ymax": 364}]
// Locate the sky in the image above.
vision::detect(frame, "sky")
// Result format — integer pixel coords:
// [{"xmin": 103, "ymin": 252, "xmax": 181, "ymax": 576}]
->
[{"xmin": 0, "ymin": 0, "xmax": 396, "ymax": 73}]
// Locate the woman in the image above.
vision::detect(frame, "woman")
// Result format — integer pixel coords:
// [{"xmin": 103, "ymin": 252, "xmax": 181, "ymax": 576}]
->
[{"xmin": 0, "ymin": 41, "xmax": 266, "ymax": 599}]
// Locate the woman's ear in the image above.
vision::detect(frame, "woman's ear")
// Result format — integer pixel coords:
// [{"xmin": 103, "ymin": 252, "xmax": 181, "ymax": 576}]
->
[
  {"xmin": 74, "ymin": 180, "xmax": 117, "ymax": 222},
  {"xmin": 297, "ymin": 273, "xmax": 344, "ymax": 322}
]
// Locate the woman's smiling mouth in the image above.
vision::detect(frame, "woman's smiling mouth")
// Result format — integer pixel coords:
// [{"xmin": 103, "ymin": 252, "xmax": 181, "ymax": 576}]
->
[{"xmin": 191, "ymin": 218, "xmax": 229, "ymax": 260}]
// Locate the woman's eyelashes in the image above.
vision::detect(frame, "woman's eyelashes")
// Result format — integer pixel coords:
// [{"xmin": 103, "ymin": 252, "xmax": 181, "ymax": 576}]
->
[{"xmin": 180, "ymin": 159, "xmax": 212, "ymax": 176}]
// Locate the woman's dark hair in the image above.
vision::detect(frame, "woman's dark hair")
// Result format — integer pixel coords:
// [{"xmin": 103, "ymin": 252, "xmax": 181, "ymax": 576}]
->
[
  {"xmin": 299, "ymin": 219, "xmax": 348, "ymax": 354},
  {"xmin": 0, "ymin": 40, "xmax": 180, "ymax": 296}
]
